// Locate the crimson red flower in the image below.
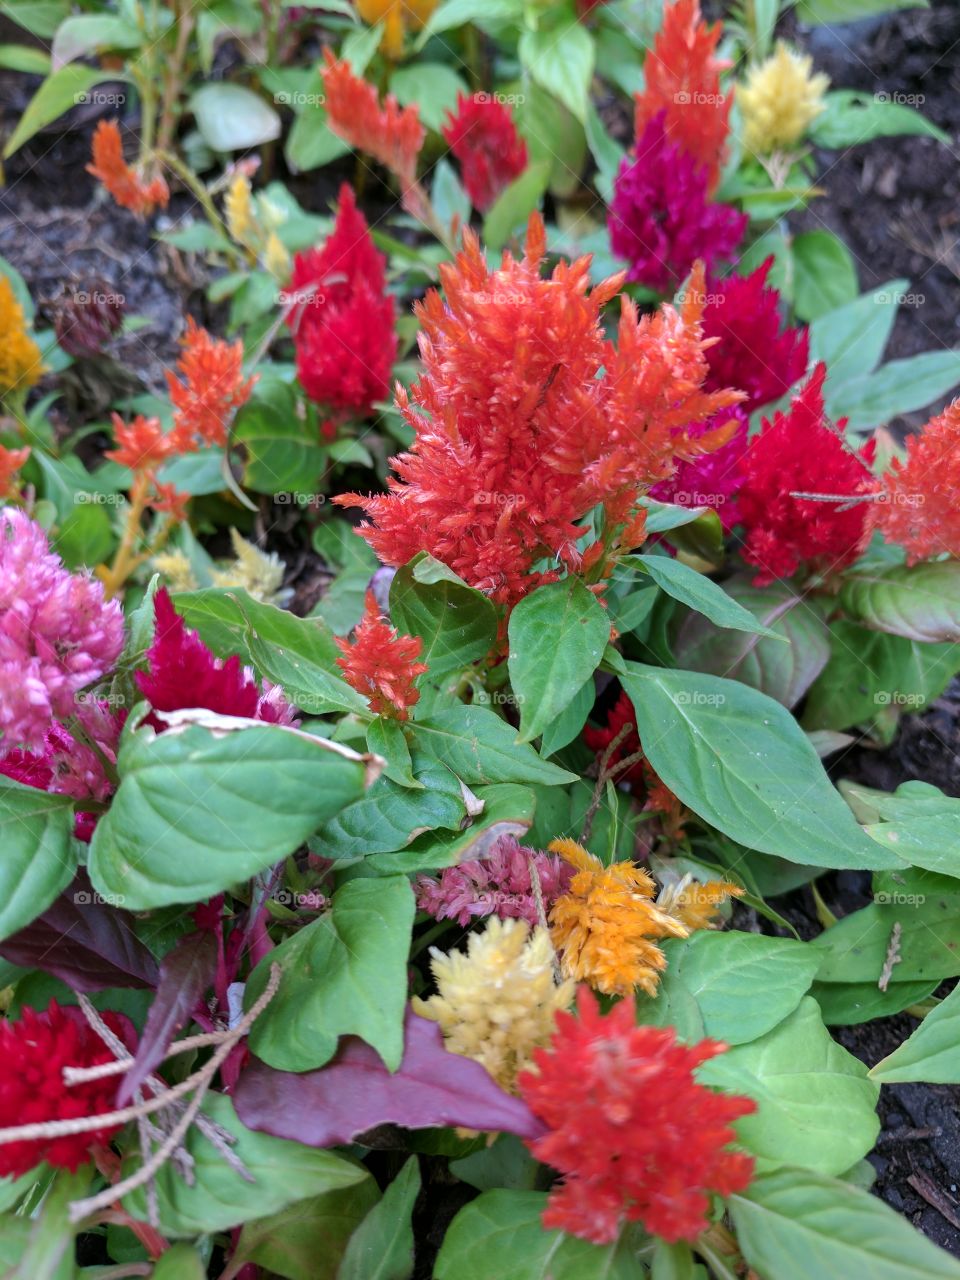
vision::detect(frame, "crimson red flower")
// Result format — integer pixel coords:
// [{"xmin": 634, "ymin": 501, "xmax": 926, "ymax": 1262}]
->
[
  {"xmin": 288, "ymin": 184, "xmax": 397, "ymax": 434},
  {"xmin": 336, "ymin": 589, "xmax": 427, "ymax": 719},
  {"xmin": 518, "ymin": 987, "xmax": 755, "ymax": 1244},
  {"xmin": 649, "ymin": 406, "xmax": 748, "ymax": 531},
  {"xmin": 634, "ymin": 0, "xmax": 732, "ymax": 192},
  {"xmin": 869, "ymin": 399, "xmax": 960, "ymax": 563},
  {"xmin": 738, "ymin": 364, "xmax": 876, "ymax": 585},
  {"xmin": 441, "ymin": 93, "xmax": 528, "ymax": 213},
  {"xmin": 166, "ymin": 317, "xmax": 256, "ymax": 448},
  {"xmin": 337, "ymin": 216, "xmax": 742, "ymax": 607},
  {"xmin": 136, "ymin": 588, "xmax": 295, "ymax": 726},
  {"xmin": 701, "ymin": 260, "xmax": 809, "ymax": 412},
  {"xmin": 0, "ymin": 1000, "xmax": 136, "ymax": 1177}
]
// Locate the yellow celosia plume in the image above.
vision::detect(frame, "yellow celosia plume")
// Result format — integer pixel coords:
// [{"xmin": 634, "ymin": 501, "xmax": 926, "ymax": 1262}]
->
[
  {"xmin": 0, "ymin": 275, "xmax": 43, "ymax": 397},
  {"xmin": 738, "ymin": 41, "xmax": 829, "ymax": 154}
]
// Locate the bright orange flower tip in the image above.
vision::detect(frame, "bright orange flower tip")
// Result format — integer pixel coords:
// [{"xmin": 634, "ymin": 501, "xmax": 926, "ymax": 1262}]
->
[
  {"xmin": 335, "ymin": 589, "xmax": 428, "ymax": 720},
  {"xmin": 0, "ymin": 443, "xmax": 30, "ymax": 498},
  {"xmin": 870, "ymin": 398, "xmax": 960, "ymax": 563},
  {"xmin": 320, "ymin": 50, "xmax": 425, "ymax": 190},
  {"xmin": 105, "ymin": 413, "xmax": 185, "ymax": 472},
  {"xmin": 87, "ymin": 120, "xmax": 169, "ymax": 219},
  {"xmin": 166, "ymin": 317, "xmax": 257, "ymax": 448},
  {"xmin": 634, "ymin": 0, "xmax": 732, "ymax": 192}
]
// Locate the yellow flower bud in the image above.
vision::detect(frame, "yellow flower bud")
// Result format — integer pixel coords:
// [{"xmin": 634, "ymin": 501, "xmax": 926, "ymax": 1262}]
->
[{"xmin": 738, "ymin": 41, "xmax": 830, "ymax": 155}]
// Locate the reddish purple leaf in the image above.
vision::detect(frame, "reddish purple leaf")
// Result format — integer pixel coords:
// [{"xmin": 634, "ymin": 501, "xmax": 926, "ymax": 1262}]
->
[
  {"xmin": 235, "ymin": 1009, "xmax": 543, "ymax": 1144},
  {"xmin": 0, "ymin": 873, "xmax": 160, "ymax": 991},
  {"xmin": 117, "ymin": 930, "xmax": 217, "ymax": 1104}
]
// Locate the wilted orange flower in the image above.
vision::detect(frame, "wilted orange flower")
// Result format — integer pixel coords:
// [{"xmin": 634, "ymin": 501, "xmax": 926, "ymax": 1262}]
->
[
  {"xmin": 335, "ymin": 590, "xmax": 428, "ymax": 719},
  {"xmin": 337, "ymin": 215, "xmax": 741, "ymax": 607},
  {"xmin": 869, "ymin": 399, "xmax": 960, "ymax": 563},
  {"xmin": 87, "ymin": 121, "xmax": 169, "ymax": 219},
  {"xmin": 166, "ymin": 317, "xmax": 256, "ymax": 448},
  {"xmin": 0, "ymin": 443, "xmax": 30, "ymax": 498},
  {"xmin": 634, "ymin": 0, "xmax": 732, "ymax": 192},
  {"xmin": 105, "ymin": 413, "xmax": 188, "ymax": 472},
  {"xmin": 657, "ymin": 876, "xmax": 744, "ymax": 931},
  {"xmin": 547, "ymin": 839, "xmax": 689, "ymax": 997},
  {"xmin": 321, "ymin": 50, "xmax": 425, "ymax": 199},
  {"xmin": 0, "ymin": 275, "xmax": 43, "ymax": 396}
]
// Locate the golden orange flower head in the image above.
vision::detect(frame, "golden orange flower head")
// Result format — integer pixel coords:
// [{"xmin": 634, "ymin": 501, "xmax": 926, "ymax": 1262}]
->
[
  {"xmin": 656, "ymin": 876, "xmax": 743, "ymax": 932},
  {"xmin": 0, "ymin": 275, "xmax": 43, "ymax": 397},
  {"xmin": 166, "ymin": 317, "xmax": 257, "ymax": 448},
  {"xmin": 105, "ymin": 413, "xmax": 186, "ymax": 472},
  {"xmin": 0, "ymin": 442, "xmax": 30, "ymax": 498},
  {"xmin": 320, "ymin": 49, "xmax": 425, "ymax": 190},
  {"xmin": 547, "ymin": 839, "xmax": 689, "ymax": 997},
  {"xmin": 87, "ymin": 120, "xmax": 169, "ymax": 219}
]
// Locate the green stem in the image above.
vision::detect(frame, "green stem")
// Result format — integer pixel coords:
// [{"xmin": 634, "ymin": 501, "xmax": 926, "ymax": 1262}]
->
[{"xmin": 155, "ymin": 150, "xmax": 242, "ymax": 266}]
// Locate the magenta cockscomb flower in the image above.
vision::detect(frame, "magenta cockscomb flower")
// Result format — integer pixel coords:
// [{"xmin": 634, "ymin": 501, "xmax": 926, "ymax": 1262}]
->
[
  {"xmin": 415, "ymin": 835, "xmax": 574, "ymax": 929},
  {"xmin": 650, "ymin": 406, "xmax": 749, "ymax": 530},
  {"xmin": 608, "ymin": 114, "xmax": 746, "ymax": 292},
  {"xmin": 0, "ymin": 508, "xmax": 124, "ymax": 755},
  {"xmin": 136, "ymin": 588, "xmax": 296, "ymax": 727}
]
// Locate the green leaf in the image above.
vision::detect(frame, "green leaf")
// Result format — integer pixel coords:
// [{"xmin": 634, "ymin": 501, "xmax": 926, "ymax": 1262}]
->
[
  {"xmin": 434, "ymin": 1190, "xmax": 644, "ymax": 1280},
  {"xmin": 841, "ymin": 560, "xmax": 960, "ymax": 643},
  {"xmin": 792, "ymin": 231, "xmax": 858, "ymax": 322},
  {"xmin": 539, "ymin": 678, "xmax": 594, "ymax": 758},
  {"xmin": 413, "ymin": 707, "xmax": 577, "ymax": 787},
  {"xmin": 124, "ymin": 1093, "xmax": 368, "ymax": 1237},
  {"xmin": 367, "ymin": 717, "xmax": 421, "ymax": 789},
  {"xmin": 699, "ymin": 998, "xmax": 879, "ymax": 1175},
  {"xmin": 518, "ymin": 21, "xmax": 594, "ymax": 123},
  {"xmin": 233, "ymin": 381, "xmax": 327, "ymax": 494},
  {"xmin": 51, "ymin": 14, "xmax": 140, "ymax": 66},
  {"xmin": 151, "ymin": 1244, "xmax": 207, "ymax": 1280},
  {"xmin": 432, "ymin": 157, "xmax": 472, "ymax": 236},
  {"xmin": 52, "ymin": 502, "xmax": 114, "ymax": 569},
  {"xmin": 812, "ymin": 978, "xmax": 938, "ymax": 1026},
  {"xmin": 0, "ymin": 0, "xmax": 67, "ymax": 38},
  {"xmin": 809, "ymin": 89, "xmax": 950, "ymax": 148},
  {"xmin": 0, "ymin": 43, "xmax": 51, "ymax": 72},
  {"xmin": 0, "ymin": 781, "xmax": 77, "ymax": 944},
  {"xmin": 796, "ymin": 0, "xmax": 929, "ymax": 23},
  {"xmin": 2, "ymin": 1166, "xmax": 87, "ymax": 1280},
  {"xmin": 4, "ymin": 64, "xmax": 122, "ymax": 157},
  {"xmin": 830, "ymin": 350, "xmax": 960, "ymax": 430},
  {"xmin": 673, "ymin": 579, "xmax": 830, "ymax": 709},
  {"xmin": 652, "ymin": 1241, "xmax": 697, "ymax": 1280},
  {"xmin": 247, "ymin": 875, "xmax": 415, "ymax": 1072},
  {"xmin": 172, "ymin": 587, "xmax": 342, "ymax": 674},
  {"xmin": 339, "ymin": 1156, "xmax": 420, "ymax": 1280},
  {"xmin": 863, "ymin": 781, "xmax": 960, "ymax": 879},
  {"xmin": 620, "ymin": 662, "xmax": 900, "ymax": 870},
  {"xmin": 507, "ymin": 578, "xmax": 609, "ymax": 744},
  {"xmin": 811, "ymin": 893, "xmax": 960, "ymax": 985},
  {"xmin": 729, "ymin": 1165, "xmax": 960, "ymax": 1280},
  {"xmin": 190, "ymin": 83, "xmax": 281, "ymax": 151},
  {"xmin": 234, "ymin": 1180, "xmax": 381, "ymax": 1280},
  {"xmin": 482, "ymin": 160, "xmax": 551, "ymax": 251},
  {"xmin": 450, "ymin": 1135, "xmax": 540, "ymax": 1193},
  {"xmin": 285, "ymin": 105, "xmax": 349, "ymax": 172},
  {"xmin": 809, "ymin": 282, "xmax": 906, "ymax": 392},
  {"xmin": 626, "ymin": 556, "xmax": 780, "ymax": 639},
  {"xmin": 389, "ymin": 62, "xmax": 467, "ymax": 132},
  {"xmin": 390, "ymin": 555, "xmax": 498, "ymax": 679},
  {"xmin": 419, "ymin": 0, "xmax": 523, "ymax": 40},
  {"xmin": 88, "ymin": 721, "xmax": 374, "ymax": 909},
  {"xmin": 584, "ymin": 100, "xmax": 624, "ymax": 202},
  {"xmin": 870, "ymin": 980, "xmax": 960, "ymax": 1082}
]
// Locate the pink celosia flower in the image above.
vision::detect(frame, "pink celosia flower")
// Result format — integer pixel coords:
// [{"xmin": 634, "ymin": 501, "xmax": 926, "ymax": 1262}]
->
[
  {"xmin": 415, "ymin": 835, "xmax": 574, "ymax": 928},
  {"xmin": 650, "ymin": 406, "xmax": 748, "ymax": 530},
  {"xmin": 136, "ymin": 588, "xmax": 296, "ymax": 727},
  {"xmin": 609, "ymin": 114, "xmax": 746, "ymax": 292},
  {"xmin": 0, "ymin": 508, "xmax": 124, "ymax": 755},
  {"xmin": 701, "ymin": 260, "xmax": 809, "ymax": 412}
]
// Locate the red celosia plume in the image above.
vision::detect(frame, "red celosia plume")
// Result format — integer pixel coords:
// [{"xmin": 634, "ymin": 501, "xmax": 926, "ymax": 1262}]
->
[
  {"xmin": 634, "ymin": 0, "xmax": 732, "ymax": 192},
  {"xmin": 337, "ymin": 216, "xmax": 742, "ymax": 607},
  {"xmin": 87, "ymin": 120, "xmax": 169, "ymax": 219},
  {"xmin": 0, "ymin": 442, "xmax": 29, "ymax": 498},
  {"xmin": 519, "ymin": 987, "xmax": 755, "ymax": 1244},
  {"xmin": 869, "ymin": 399, "xmax": 960, "ymax": 563},
  {"xmin": 441, "ymin": 93, "xmax": 528, "ymax": 213},
  {"xmin": 335, "ymin": 589, "xmax": 427, "ymax": 719},
  {"xmin": 166, "ymin": 317, "xmax": 256, "ymax": 448}
]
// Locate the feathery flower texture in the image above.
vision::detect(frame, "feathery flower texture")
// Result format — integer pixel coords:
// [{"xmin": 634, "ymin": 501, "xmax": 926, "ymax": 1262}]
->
[
  {"xmin": 870, "ymin": 399, "xmax": 960, "ymax": 563},
  {"xmin": 356, "ymin": 0, "xmax": 436, "ymax": 60},
  {"xmin": 519, "ymin": 988, "xmax": 755, "ymax": 1244},
  {"xmin": 0, "ymin": 274, "xmax": 43, "ymax": 396},
  {"xmin": 412, "ymin": 916, "xmax": 575, "ymax": 1094},
  {"xmin": 288, "ymin": 184, "xmax": 397, "ymax": 433},
  {"xmin": 87, "ymin": 120, "xmax": 169, "ymax": 219},
  {"xmin": 0, "ymin": 1001, "xmax": 136, "ymax": 1178},
  {"xmin": 415, "ymin": 835, "xmax": 573, "ymax": 928},
  {"xmin": 739, "ymin": 41, "xmax": 829, "ymax": 155},
  {"xmin": 167, "ymin": 317, "xmax": 256, "ymax": 448},
  {"xmin": 650, "ymin": 406, "xmax": 748, "ymax": 530},
  {"xmin": 0, "ymin": 508, "xmax": 124, "ymax": 754},
  {"xmin": 338, "ymin": 216, "xmax": 742, "ymax": 607},
  {"xmin": 335, "ymin": 589, "xmax": 427, "ymax": 719},
  {"xmin": 442, "ymin": 93, "xmax": 528, "ymax": 213}
]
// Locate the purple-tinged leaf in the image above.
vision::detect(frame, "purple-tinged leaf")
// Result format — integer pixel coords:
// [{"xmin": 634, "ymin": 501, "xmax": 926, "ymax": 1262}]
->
[
  {"xmin": 235, "ymin": 1009, "xmax": 543, "ymax": 1145},
  {"xmin": 117, "ymin": 930, "xmax": 217, "ymax": 1104},
  {"xmin": 0, "ymin": 873, "xmax": 159, "ymax": 991}
]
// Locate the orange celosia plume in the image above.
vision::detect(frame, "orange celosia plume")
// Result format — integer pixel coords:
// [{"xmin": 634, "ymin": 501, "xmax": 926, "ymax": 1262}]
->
[
  {"xmin": 337, "ymin": 215, "xmax": 741, "ymax": 607},
  {"xmin": 105, "ymin": 414, "xmax": 184, "ymax": 472},
  {"xmin": 166, "ymin": 317, "xmax": 257, "ymax": 448},
  {"xmin": 0, "ymin": 443, "xmax": 30, "ymax": 498},
  {"xmin": 87, "ymin": 121, "xmax": 169, "ymax": 219},
  {"xmin": 869, "ymin": 399, "xmax": 960, "ymax": 563},
  {"xmin": 634, "ymin": 0, "xmax": 732, "ymax": 192},
  {"xmin": 336, "ymin": 590, "xmax": 428, "ymax": 719}
]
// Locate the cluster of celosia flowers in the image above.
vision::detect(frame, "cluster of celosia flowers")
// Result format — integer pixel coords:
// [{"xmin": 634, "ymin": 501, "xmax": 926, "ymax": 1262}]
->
[
  {"xmin": 335, "ymin": 590, "xmax": 427, "ymax": 719},
  {"xmin": 356, "ymin": 0, "xmax": 436, "ymax": 60},
  {"xmin": 415, "ymin": 835, "xmax": 573, "ymax": 928},
  {"xmin": 288, "ymin": 184, "xmax": 397, "ymax": 436},
  {"xmin": 737, "ymin": 364, "xmax": 875, "ymax": 584},
  {"xmin": 0, "ymin": 274, "xmax": 43, "ymax": 398},
  {"xmin": 441, "ymin": 94, "xmax": 528, "ymax": 213},
  {"xmin": 610, "ymin": 0, "xmax": 745, "ymax": 289},
  {"xmin": 518, "ymin": 988, "xmax": 756, "ymax": 1244},
  {"xmin": 0, "ymin": 507, "xmax": 124, "ymax": 754},
  {"xmin": 412, "ymin": 916, "xmax": 575, "ymax": 1094},
  {"xmin": 869, "ymin": 398, "xmax": 960, "ymax": 563},
  {"xmin": 338, "ymin": 215, "xmax": 742, "ymax": 607},
  {"xmin": 738, "ymin": 41, "xmax": 829, "ymax": 155},
  {"xmin": 87, "ymin": 120, "xmax": 169, "ymax": 219}
]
